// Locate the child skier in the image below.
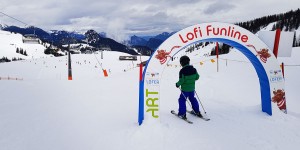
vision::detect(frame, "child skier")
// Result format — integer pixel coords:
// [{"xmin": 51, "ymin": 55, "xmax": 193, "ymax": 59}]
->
[{"xmin": 176, "ymin": 55, "xmax": 203, "ymax": 119}]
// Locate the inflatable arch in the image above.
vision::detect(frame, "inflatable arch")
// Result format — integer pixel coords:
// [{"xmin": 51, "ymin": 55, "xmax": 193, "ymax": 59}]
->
[{"xmin": 138, "ymin": 22, "xmax": 286, "ymax": 125}]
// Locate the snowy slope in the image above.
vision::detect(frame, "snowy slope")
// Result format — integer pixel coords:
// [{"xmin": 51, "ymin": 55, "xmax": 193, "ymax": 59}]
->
[
  {"xmin": 0, "ymin": 45, "xmax": 300, "ymax": 150},
  {"xmin": 0, "ymin": 30, "xmax": 53, "ymax": 60},
  {"xmin": 256, "ymin": 21, "xmax": 300, "ymax": 43}
]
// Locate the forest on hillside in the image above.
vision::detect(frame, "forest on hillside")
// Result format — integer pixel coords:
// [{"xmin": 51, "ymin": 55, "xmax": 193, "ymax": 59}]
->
[{"xmin": 236, "ymin": 9, "xmax": 300, "ymax": 47}]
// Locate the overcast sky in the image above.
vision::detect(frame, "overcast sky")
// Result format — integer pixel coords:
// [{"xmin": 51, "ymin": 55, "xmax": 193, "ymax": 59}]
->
[{"xmin": 1, "ymin": 0, "xmax": 299, "ymax": 41}]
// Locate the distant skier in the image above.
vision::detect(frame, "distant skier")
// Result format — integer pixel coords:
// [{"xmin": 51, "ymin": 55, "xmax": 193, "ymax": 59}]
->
[{"xmin": 176, "ymin": 55, "xmax": 202, "ymax": 119}]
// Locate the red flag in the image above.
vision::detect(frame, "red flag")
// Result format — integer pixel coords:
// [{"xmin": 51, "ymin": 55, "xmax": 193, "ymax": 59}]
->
[
  {"xmin": 273, "ymin": 28, "xmax": 281, "ymax": 58},
  {"xmin": 103, "ymin": 69, "xmax": 108, "ymax": 77},
  {"xmin": 216, "ymin": 42, "xmax": 219, "ymax": 59}
]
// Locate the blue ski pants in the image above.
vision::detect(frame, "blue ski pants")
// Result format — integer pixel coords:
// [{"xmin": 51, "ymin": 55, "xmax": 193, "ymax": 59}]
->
[{"xmin": 178, "ymin": 91, "xmax": 200, "ymax": 116}]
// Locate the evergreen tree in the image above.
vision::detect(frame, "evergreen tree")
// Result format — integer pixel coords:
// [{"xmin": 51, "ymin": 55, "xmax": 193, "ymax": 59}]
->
[
  {"xmin": 20, "ymin": 49, "xmax": 23, "ymax": 55},
  {"xmin": 16, "ymin": 48, "xmax": 19, "ymax": 53},
  {"xmin": 236, "ymin": 9, "xmax": 300, "ymax": 33},
  {"xmin": 272, "ymin": 24, "xmax": 276, "ymax": 31},
  {"xmin": 293, "ymin": 32, "xmax": 297, "ymax": 47},
  {"xmin": 298, "ymin": 35, "xmax": 300, "ymax": 47}
]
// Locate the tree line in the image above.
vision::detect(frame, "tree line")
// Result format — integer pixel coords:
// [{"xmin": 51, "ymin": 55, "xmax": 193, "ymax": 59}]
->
[
  {"xmin": 0, "ymin": 57, "xmax": 24, "ymax": 63},
  {"xmin": 16, "ymin": 48, "xmax": 28, "ymax": 56},
  {"xmin": 236, "ymin": 9, "xmax": 300, "ymax": 47}
]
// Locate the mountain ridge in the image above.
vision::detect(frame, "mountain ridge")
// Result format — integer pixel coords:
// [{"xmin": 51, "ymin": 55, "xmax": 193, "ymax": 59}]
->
[{"xmin": 1, "ymin": 8, "xmax": 300, "ymax": 61}]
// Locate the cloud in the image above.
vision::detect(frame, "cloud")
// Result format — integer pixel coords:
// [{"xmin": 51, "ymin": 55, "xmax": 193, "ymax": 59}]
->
[
  {"xmin": 1, "ymin": 0, "xmax": 299, "ymax": 42},
  {"xmin": 106, "ymin": 18, "xmax": 128, "ymax": 42},
  {"xmin": 203, "ymin": 1, "xmax": 236, "ymax": 15}
]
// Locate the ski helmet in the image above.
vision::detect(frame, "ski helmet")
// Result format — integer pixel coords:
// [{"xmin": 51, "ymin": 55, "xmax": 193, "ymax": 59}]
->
[{"xmin": 180, "ymin": 55, "xmax": 190, "ymax": 66}]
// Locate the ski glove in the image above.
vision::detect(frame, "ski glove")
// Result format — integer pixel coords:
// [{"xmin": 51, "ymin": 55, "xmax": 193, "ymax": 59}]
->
[{"xmin": 176, "ymin": 83, "xmax": 179, "ymax": 88}]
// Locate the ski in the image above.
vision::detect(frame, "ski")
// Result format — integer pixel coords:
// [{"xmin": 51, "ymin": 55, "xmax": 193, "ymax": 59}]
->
[
  {"xmin": 187, "ymin": 110, "xmax": 210, "ymax": 121},
  {"xmin": 171, "ymin": 110, "xmax": 193, "ymax": 124}
]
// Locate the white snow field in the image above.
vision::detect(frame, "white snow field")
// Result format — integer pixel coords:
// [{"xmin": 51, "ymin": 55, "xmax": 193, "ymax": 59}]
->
[
  {"xmin": 0, "ymin": 31, "xmax": 300, "ymax": 149},
  {"xmin": 0, "ymin": 30, "xmax": 50, "ymax": 60}
]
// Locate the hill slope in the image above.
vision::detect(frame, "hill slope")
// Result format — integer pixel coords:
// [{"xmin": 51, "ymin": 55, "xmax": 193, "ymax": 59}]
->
[
  {"xmin": 0, "ymin": 46, "xmax": 299, "ymax": 150},
  {"xmin": 0, "ymin": 30, "xmax": 52, "ymax": 61}
]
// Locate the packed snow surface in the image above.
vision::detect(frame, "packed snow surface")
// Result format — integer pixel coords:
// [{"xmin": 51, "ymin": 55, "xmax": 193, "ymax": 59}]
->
[{"xmin": 0, "ymin": 45, "xmax": 300, "ymax": 150}]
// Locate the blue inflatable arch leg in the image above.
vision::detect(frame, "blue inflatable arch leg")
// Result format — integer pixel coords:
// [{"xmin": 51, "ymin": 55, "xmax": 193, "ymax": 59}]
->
[{"xmin": 196, "ymin": 38, "xmax": 272, "ymax": 115}]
